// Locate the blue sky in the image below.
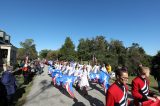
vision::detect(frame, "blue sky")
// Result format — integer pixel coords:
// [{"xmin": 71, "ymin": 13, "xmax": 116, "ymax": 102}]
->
[{"xmin": 0, "ymin": 0, "xmax": 160, "ymax": 56}]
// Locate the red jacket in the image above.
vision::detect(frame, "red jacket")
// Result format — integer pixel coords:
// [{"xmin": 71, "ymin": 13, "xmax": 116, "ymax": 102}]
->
[
  {"xmin": 106, "ymin": 82, "xmax": 128, "ymax": 106},
  {"xmin": 131, "ymin": 76, "xmax": 154, "ymax": 106}
]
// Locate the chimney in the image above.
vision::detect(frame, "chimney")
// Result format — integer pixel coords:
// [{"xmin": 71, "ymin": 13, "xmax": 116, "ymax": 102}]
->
[
  {"xmin": 5, "ymin": 35, "xmax": 10, "ymax": 44},
  {"xmin": 0, "ymin": 31, "xmax": 5, "ymax": 41}
]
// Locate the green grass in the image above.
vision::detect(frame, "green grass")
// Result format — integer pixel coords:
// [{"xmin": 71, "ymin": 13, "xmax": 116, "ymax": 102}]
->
[
  {"xmin": 15, "ymin": 80, "xmax": 33, "ymax": 106},
  {"xmin": 15, "ymin": 75, "xmax": 24, "ymax": 87},
  {"xmin": 13, "ymin": 75, "xmax": 34, "ymax": 106}
]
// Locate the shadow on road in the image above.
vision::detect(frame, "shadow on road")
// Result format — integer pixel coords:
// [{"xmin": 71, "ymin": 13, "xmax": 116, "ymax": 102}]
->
[
  {"xmin": 27, "ymin": 79, "xmax": 52, "ymax": 102},
  {"xmin": 52, "ymin": 82, "xmax": 73, "ymax": 99},
  {"xmin": 89, "ymin": 82, "xmax": 105, "ymax": 96},
  {"xmin": 72, "ymin": 98, "xmax": 85, "ymax": 106},
  {"xmin": 85, "ymin": 94, "xmax": 104, "ymax": 106},
  {"xmin": 75, "ymin": 86, "xmax": 104, "ymax": 106}
]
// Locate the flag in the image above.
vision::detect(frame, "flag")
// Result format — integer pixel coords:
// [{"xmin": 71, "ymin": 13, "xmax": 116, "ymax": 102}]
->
[
  {"xmin": 48, "ymin": 66, "xmax": 54, "ymax": 74},
  {"xmin": 55, "ymin": 76, "xmax": 63, "ymax": 86},
  {"xmin": 51, "ymin": 69, "xmax": 62, "ymax": 85},
  {"xmin": 62, "ymin": 75, "xmax": 76, "ymax": 98},
  {"xmin": 65, "ymin": 78, "xmax": 75, "ymax": 98},
  {"xmin": 99, "ymin": 71, "xmax": 110, "ymax": 84},
  {"xmin": 99, "ymin": 71, "xmax": 110, "ymax": 93},
  {"xmin": 89, "ymin": 73, "xmax": 99, "ymax": 82}
]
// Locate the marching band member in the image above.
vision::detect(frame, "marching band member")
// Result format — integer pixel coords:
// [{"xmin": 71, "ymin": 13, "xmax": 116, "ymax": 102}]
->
[
  {"xmin": 106, "ymin": 67, "xmax": 130, "ymax": 106},
  {"xmin": 131, "ymin": 66, "xmax": 160, "ymax": 106}
]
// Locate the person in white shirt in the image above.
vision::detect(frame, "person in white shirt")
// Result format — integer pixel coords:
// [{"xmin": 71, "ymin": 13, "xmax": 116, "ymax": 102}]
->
[
  {"xmin": 61, "ymin": 63, "xmax": 67, "ymax": 72},
  {"xmin": 68, "ymin": 64, "xmax": 74, "ymax": 76},
  {"xmin": 74, "ymin": 64, "xmax": 80, "ymax": 77},
  {"xmin": 79, "ymin": 65, "xmax": 89, "ymax": 89},
  {"xmin": 101, "ymin": 64, "xmax": 108, "ymax": 74},
  {"xmin": 86, "ymin": 62, "xmax": 92, "ymax": 75},
  {"xmin": 63, "ymin": 63, "xmax": 70, "ymax": 74},
  {"xmin": 92, "ymin": 63, "xmax": 100, "ymax": 74},
  {"xmin": 78, "ymin": 65, "xmax": 89, "ymax": 96}
]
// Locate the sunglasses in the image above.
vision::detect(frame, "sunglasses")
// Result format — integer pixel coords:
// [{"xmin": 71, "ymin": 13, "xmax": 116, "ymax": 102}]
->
[{"xmin": 120, "ymin": 77, "xmax": 129, "ymax": 81}]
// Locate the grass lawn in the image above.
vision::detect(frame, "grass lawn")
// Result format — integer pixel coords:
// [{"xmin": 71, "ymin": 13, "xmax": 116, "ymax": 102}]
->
[
  {"xmin": 13, "ymin": 74, "xmax": 34, "ymax": 106},
  {"xmin": 15, "ymin": 80, "xmax": 33, "ymax": 106}
]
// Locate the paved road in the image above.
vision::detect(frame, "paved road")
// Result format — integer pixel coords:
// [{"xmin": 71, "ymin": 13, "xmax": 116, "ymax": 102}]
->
[{"xmin": 24, "ymin": 65, "xmax": 105, "ymax": 106}]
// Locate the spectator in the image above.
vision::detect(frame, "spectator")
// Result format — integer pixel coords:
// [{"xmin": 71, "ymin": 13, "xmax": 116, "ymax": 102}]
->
[
  {"xmin": 40, "ymin": 62, "xmax": 44, "ymax": 74},
  {"xmin": 22, "ymin": 64, "xmax": 29, "ymax": 84},
  {"xmin": 1, "ymin": 66, "xmax": 17, "ymax": 105},
  {"xmin": 35, "ymin": 61, "xmax": 41, "ymax": 75},
  {"xmin": 0, "ymin": 78, "xmax": 8, "ymax": 106},
  {"xmin": 106, "ymin": 63, "xmax": 112, "ymax": 73}
]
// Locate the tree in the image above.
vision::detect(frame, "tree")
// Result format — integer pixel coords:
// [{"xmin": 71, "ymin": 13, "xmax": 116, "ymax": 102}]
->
[
  {"xmin": 16, "ymin": 48, "xmax": 25, "ymax": 60},
  {"xmin": 59, "ymin": 37, "xmax": 77, "ymax": 61},
  {"xmin": 126, "ymin": 43, "xmax": 151, "ymax": 75},
  {"xmin": 94, "ymin": 36, "xmax": 108, "ymax": 64},
  {"xmin": 152, "ymin": 51, "xmax": 160, "ymax": 68},
  {"xmin": 46, "ymin": 50, "xmax": 59, "ymax": 60},
  {"xmin": 20, "ymin": 39, "xmax": 34, "ymax": 49},
  {"xmin": 77, "ymin": 38, "xmax": 91, "ymax": 61},
  {"xmin": 39, "ymin": 49, "xmax": 51, "ymax": 59},
  {"xmin": 107, "ymin": 39, "xmax": 126, "ymax": 67},
  {"xmin": 19, "ymin": 39, "xmax": 38, "ymax": 60},
  {"xmin": 77, "ymin": 36, "xmax": 109, "ymax": 64}
]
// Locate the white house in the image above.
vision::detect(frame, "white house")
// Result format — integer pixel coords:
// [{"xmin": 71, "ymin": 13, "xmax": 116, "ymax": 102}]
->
[{"xmin": 0, "ymin": 30, "xmax": 17, "ymax": 71}]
